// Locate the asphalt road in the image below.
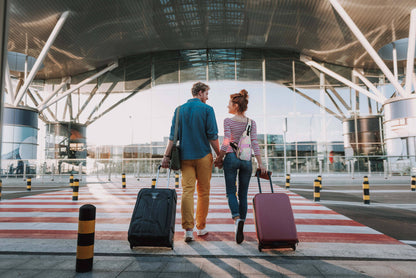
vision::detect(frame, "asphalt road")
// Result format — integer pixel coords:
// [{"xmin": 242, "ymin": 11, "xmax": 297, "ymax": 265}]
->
[{"xmin": 281, "ymin": 177, "xmax": 416, "ymax": 246}]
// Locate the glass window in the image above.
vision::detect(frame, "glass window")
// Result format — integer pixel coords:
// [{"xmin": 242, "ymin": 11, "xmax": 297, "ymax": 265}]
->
[
  {"xmin": 237, "ymin": 60, "xmax": 262, "ymax": 81},
  {"xmin": 154, "ymin": 61, "xmax": 179, "ymax": 85}
]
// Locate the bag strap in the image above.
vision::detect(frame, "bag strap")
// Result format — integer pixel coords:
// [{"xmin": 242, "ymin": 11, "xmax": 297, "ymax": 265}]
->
[
  {"xmin": 246, "ymin": 118, "xmax": 251, "ymax": 136},
  {"xmin": 173, "ymin": 106, "xmax": 180, "ymax": 146}
]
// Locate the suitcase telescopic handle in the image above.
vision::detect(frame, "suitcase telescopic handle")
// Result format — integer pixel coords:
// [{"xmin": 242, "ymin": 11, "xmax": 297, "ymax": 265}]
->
[
  {"xmin": 255, "ymin": 170, "xmax": 273, "ymax": 193},
  {"xmin": 155, "ymin": 165, "xmax": 161, "ymax": 188},
  {"xmin": 155, "ymin": 165, "xmax": 171, "ymax": 188}
]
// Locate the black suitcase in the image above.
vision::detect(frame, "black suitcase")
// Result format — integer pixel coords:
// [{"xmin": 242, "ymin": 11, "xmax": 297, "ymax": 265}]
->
[{"xmin": 128, "ymin": 165, "xmax": 177, "ymax": 249}]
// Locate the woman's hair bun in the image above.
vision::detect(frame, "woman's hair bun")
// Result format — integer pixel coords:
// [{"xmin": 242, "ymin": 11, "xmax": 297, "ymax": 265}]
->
[{"xmin": 239, "ymin": 89, "xmax": 248, "ymax": 99}]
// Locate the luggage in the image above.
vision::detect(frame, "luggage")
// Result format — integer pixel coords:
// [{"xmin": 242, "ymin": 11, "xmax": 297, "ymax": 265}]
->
[
  {"xmin": 128, "ymin": 165, "xmax": 177, "ymax": 249},
  {"xmin": 253, "ymin": 170, "xmax": 299, "ymax": 252}
]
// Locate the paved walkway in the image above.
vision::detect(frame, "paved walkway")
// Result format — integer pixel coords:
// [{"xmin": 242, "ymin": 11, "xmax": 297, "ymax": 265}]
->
[{"xmin": 0, "ymin": 176, "xmax": 415, "ymax": 277}]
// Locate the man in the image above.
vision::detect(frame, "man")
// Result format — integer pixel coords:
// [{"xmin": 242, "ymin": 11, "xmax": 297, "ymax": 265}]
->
[{"xmin": 161, "ymin": 82, "xmax": 220, "ymax": 242}]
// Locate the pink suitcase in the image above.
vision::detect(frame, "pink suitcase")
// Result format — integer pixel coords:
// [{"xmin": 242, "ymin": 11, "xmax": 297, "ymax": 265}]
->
[{"xmin": 253, "ymin": 170, "xmax": 299, "ymax": 252}]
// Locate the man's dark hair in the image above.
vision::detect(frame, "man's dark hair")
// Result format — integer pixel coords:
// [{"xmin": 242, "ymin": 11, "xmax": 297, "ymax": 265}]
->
[{"xmin": 192, "ymin": 82, "xmax": 210, "ymax": 96}]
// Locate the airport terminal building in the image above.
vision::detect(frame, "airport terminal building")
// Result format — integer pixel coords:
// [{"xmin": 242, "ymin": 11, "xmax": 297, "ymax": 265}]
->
[{"xmin": 1, "ymin": 0, "xmax": 416, "ymax": 178}]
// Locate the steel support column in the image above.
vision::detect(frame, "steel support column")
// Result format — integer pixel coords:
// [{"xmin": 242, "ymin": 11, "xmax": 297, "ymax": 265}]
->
[
  {"xmin": 0, "ymin": 0, "xmax": 9, "ymax": 162},
  {"xmin": 39, "ymin": 62, "xmax": 118, "ymax": 111},
  {"xmin": 329, "ymin": 0, "xmax": 407, "ymax": 97},
  {"xmin": 13, "ymin": 11, "xmax": 69, "ymax": 106},
  {"xmin": 301, "ymin": 55, "xmax": 385, "ymax": 104},
  {"xmin": 5, "ymin": 61, "xmax": 14, "ymax": 103},
  {"xmin": 352, "ymin": 69, "xmax": 387, "ymax": 102},
  {"xmin": 405, "ymin": 9, "xmax": 416, "ymax": 95}
]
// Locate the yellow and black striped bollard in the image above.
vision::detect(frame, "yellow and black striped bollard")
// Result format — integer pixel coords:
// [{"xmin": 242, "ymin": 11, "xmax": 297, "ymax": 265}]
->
[
  {"xmin": 76, "ymin": 204, "xmax": 96, "ymax": 273},
  {"xmin": 317, "ymin": 175, "xmax": 322, "ymax": 190},
  {"xmin": 313, "ymin": 179, "xmax": 320, "ymax": 202},
  {"xmin": 285, "ymin": 174, "xmax": 290, "ymax": 189},
  {"xmin": 122, "ymin": 173, "xmax": 126, "ymax": 189},
  {"xmin": 0, "ymin": 179, "xmax": 2, "ymax": 200},
  {"xmin": 363, "ymin": 176, "xmax": 370, "ymax": 204},
  {"xmin": 151, "ymin": 178, "xmax": 156, "ymax": 189},
  {"xmin": 26, "ymin": 177, "xmax": 31, "ymax": 191},
  {"xmin": 73, "ymin": 179, "xmax": 79, "ymax": 201},
  {"xmin": 175, "ymin": 173, "xmax": 179, "ymax": 188},
  {"xmin": 411, "ymin": 176, "xmax": 416, "ymax": 191},
  {"xmin": 70, "ymin": 174, "xmax": 74, "ymax": 188}
]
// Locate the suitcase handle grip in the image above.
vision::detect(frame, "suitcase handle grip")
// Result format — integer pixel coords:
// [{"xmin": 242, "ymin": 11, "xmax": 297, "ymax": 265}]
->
[
  {"xmin": 155, "ymin": 165, "xmax": 171, "ymax": 188},
  {"xmin": 255, "ymin": 169, "xmax": 273, "ymax": 193}
]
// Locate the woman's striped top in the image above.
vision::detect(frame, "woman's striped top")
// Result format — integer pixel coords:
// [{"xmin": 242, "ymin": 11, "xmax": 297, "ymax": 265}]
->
[{"xmin": 220, "ymin": 117, "xmax": 261, "ymax": 156}]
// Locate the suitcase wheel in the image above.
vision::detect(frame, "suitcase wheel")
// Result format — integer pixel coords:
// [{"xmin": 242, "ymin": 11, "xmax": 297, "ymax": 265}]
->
[
  {"xmin": 258, "ymin": 245, "xmax": 262, "ymax": 252},
  {"xmin": 291, "ymin": 244, "xmax": 296, "ymax": 251}
]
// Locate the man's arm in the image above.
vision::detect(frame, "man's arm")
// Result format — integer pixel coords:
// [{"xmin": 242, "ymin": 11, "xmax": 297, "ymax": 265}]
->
[
  {"xmin": 161, "ymin": 140, "xmax": 174, "ymax": 168},
  {"xmin": 209, "ymin": 139, "xmax": 220, "ymax": 156}
]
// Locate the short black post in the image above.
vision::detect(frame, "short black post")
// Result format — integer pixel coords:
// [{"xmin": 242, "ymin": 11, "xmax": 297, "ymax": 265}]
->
[
  {"xmin": 26, "ymin": 177, "xmax": 31, "ymax": 191},
  {"xmin": 73, "ymin": 179, "xmax": 79, "ymax": 201},
  {"xmin": 285, "ymin": 174, "xmax": 290, "ymax": 189},
  {"xmin": 363, "ymin": 176, "xmax": 370, "ymax": 204},
  {"xmin": 76, "ymin": 204, "xmax": 96, "ymax": 273},
  {"xmin": 151, "ymin": 178, "xmax": 156, "ymax": 189},
  {"xmin": 0, "ymin": 179, "xmax": 2, "ymax": 200},
  {"xmin": 411, "ymin": 176, "xmax": 415, "ymax": 191},
  {"xmin": 70, "ymin": 174, "xmax": 74, "ymax": 188},
  {"xmin": 122, "ymin": 173, "xmax": 126, "ymax": 189},
  {"xmin": 175, "ymin": 173, "xmax": 179, "ymax": 188},
  {"xmin": 317, "ymin": 175, "xmax": 322, "ymax": 190},
  {"xmin": 313, "ymin": 179, "xmax": 320, "ymax": 202}
]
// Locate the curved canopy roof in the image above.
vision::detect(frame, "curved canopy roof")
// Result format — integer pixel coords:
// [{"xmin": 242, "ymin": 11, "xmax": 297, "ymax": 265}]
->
[{"xmin": 7, "ymin": 0, "xmax": 416, "ymax": 80}]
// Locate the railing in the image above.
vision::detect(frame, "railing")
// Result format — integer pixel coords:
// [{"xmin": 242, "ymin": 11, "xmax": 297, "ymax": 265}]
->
[{"xmin": 1, "ymin": 155, "xmax": 415, "ymax": 180}]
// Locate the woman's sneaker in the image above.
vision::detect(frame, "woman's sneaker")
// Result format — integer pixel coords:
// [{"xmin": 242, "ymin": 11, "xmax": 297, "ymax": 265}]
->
[{"xmin": 235, "ymin": 219, "xmax": 244, "ymax": 244}]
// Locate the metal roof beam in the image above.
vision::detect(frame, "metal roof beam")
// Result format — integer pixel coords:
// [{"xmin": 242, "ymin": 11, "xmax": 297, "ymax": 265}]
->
[
  {"xmin": 329, "ymin": 0, "xmax": 407, "ymax": 98},
  {"xmin": 324, "ymin": 88, "xmax": 346, "ymax": 118},
  {"xmin": 310, "ymin": 67, "xmax": 352, "ymax": 111},
  {"xmin": 86, "ymin": 79, "xmax": 150, "ymax": 126},
  {"xmin": 352, "ymin": 69, "xmax": 387, "ymax": 102},
  {"xmin": 4, "ymin": 62, "xmax": 15, "ymax": 103},
  {"xmin": 86, "ymin": 81, "xmax": 117, "ymax": 122},
  {"xmin": 67, "ymin": 93, "xmax": 73, "ymax": 121},
  {"xmin": 13, "ymin": 11, "xmax": 70, "ymax": 106},
  {"xmin": 33, "ymin": 89, "xmax": 57, "ymax": 121},
  {"xmin": 405, "ymin": 9, "xmax": 416, "ymax": 95},
  {"xmin": 37, "ymin": 77, "xmax": 70, "ymax": 110},
  {"xmin": 392, "ymin": 42, "xmax": 398, "ymax": 80},
  {"xmin": 39, "ymin": 61, "xmax": 118, "ymax": 111},
  {"xmin": 412, "ymin": 72, "xmax": 416, "ymax": 92},
  {"xmin": 26, "ymin": 88, "xmax": 49, "ymax": 122},
  {"xmin": 301, "ymin": 55, "xmax": 385, "ymax": 104},
  {"xmin": 75, "ymin": 83, "xmax": 99, "ymax": 122},
  {"xmin": 289, "ymin": 87, "xmax": 344, "ymax": 121}
]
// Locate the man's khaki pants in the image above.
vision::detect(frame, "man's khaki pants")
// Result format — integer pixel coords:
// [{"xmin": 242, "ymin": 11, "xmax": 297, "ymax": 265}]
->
[{"xmin": 181, "ymin": 153, "xmax": 213, "ymax": 230}]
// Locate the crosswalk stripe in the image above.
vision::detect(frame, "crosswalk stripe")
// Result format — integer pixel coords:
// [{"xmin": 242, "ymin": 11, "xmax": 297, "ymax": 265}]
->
[{"xmin": 0, "ymin": 181, "xmax": 401, "ymax": 245}]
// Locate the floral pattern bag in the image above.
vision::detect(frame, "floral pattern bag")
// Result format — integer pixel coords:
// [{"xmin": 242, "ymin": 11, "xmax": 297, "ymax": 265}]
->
[{"xmin": 231, "ymin": 118, "xmax": 252, "ymax": 161}]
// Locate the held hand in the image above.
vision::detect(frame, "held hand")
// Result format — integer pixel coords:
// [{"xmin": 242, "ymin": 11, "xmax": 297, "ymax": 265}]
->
[
  {"xmin": 214, "ymin": 156, "xmax": 223, "ymax": 169},
  {"xmin": 161, "ymin": 156, "xmax": 170, "ymax": 168}
]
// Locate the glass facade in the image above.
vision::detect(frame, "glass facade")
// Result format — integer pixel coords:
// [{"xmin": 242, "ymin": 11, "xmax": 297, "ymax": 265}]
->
[
  {"xmin": 1, "ymin": 106, "xmax": 38, "ymax": 176},
  {"xmin": 3, "ymin": 48, "xmax": 414, "ymax": 178}
]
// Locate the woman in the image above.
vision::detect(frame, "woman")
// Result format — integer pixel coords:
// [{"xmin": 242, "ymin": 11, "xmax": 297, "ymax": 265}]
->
[{"xmin": 215, "ymin": 89, "xmax": 267, "ymax": 244}]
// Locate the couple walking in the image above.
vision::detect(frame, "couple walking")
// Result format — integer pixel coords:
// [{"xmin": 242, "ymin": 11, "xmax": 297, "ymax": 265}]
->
[{"xmin": 161, "ymin": 82, "xmax": 267, "ymax": 244}]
